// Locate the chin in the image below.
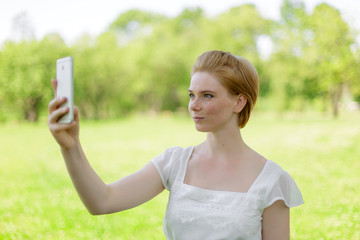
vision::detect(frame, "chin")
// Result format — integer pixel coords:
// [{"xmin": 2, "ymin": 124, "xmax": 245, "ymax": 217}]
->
[
  {"xmin": 195, "ymin": 127, "xmax": 208, "ymax": 132},
  {"xmin": 194, "ymin": 123, "xmax": 212, "ymax": 132}
]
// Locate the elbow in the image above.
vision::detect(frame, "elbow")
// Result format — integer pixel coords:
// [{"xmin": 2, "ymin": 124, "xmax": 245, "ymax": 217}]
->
[
  {"xmin": 88, "ymin": 209, "xmax": 104, "ymax": 216},
  {"xmin": 84, "ymin": 188, "xmax": 113, "ymax": 216},
  {"xmin": 83, "ymin": 187, "xmax": 124, "ymax": 216},
  {"xmin": 87, "ymin": 209, "xmax": 109, "ymax": 216},
  {"xmin": 87, "ymin": 206, "xmax": 120, "ymax": 216},
  {"xmin": 87, "ymin": 207, "xmax": 104, "ymax": 215},
  {"xmin": 86, "ymin": 205, "xmax": 109, "ymax": 216}
]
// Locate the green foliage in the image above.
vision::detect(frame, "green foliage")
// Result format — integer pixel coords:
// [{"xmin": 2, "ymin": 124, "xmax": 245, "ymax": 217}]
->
[
  {"xmin": 0, "ymin": 114, "xmax": 359, "ymax": 239},
  {"xmin": 306, "ymin": 4, "xmax": 358, "ymax": 116},
  {"xmin": 0, "ymin": 35, "xmax": 68, "ymax": 121},
  {"xmin": 109, "ymin": 9, "xmax": 167, "ymax": 32},
  {"xmin": 268, "ymin": 1, "xmax": 359, "ymax": 115},
  {"xmin": 0, "ymin": 1, "xmax": 359, "ymax": 122}
]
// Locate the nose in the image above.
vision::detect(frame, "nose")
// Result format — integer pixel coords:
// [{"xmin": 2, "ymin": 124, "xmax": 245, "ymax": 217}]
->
[{"xmin": 189, "ymin": 97, "xmax": 201, "ymax": 112}]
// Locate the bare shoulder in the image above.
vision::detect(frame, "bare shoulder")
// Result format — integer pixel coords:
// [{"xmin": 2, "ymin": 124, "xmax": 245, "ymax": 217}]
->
[{"xmin": 246, "ymin": 147, "xmax": 267, "ymax": 171}]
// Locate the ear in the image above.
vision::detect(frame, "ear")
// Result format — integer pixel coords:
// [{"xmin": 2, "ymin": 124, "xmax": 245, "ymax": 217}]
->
[{"xmin": 234, "ymin": 94, "xmax": 247, "ymax": 113}]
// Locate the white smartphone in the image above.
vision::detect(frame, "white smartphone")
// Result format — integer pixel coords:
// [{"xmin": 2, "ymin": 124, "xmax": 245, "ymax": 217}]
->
[{"xmin": 56, "ymin": 56, "xmax": 74, "ymax": 123}]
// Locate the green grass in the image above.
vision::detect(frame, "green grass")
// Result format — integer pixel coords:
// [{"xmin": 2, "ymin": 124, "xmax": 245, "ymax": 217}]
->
[{"xmin": 1, "ymin": 112, "xmax": 359, "ymax": 239}]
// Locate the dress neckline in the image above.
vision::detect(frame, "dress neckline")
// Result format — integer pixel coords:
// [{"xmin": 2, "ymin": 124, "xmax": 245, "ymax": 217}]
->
[{"xmin": 180, "ymin": 146, "xmax": 269, "ymax": 195}]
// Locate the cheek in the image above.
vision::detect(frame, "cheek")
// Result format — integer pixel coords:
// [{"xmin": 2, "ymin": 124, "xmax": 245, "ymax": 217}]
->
[
  {"xmin": 206, "ymin": 102, "xmax": 228, "ymax": 116},
  {"xmin": 212, "ymin": 101, "xmax": 236, "ymax": 118}
]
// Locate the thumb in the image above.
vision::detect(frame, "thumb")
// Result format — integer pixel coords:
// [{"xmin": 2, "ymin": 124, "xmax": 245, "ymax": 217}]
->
[{"xmin": 51, "ymin": 79, "xmax": 57, "ymax": 98}]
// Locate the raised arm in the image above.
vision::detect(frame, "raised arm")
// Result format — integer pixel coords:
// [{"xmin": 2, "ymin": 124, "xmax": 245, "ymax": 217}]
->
[{"xmin": 48, "ymin": 79, "xmax": 164, "ymax": 215}]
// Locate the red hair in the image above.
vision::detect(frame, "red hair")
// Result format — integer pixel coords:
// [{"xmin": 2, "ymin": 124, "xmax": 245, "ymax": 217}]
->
[{"xmin": 191, "ymin": 50, "xmax": 259, "ymax": 128}]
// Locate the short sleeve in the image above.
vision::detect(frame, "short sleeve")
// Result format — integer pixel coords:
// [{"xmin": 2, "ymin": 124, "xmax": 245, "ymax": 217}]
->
[
  {"xmin": 264, "ymin": 170, "xmax": 304, "ymax": 208},
  {"xmin": 151, "ymin": 146, "xmax": 192, "ymax": 191}
]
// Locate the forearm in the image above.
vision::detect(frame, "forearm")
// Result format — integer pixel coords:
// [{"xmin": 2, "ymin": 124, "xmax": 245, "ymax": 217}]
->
[{"xmin": 61, "ymin": 143, "xmax": 110, "ymax": 215}]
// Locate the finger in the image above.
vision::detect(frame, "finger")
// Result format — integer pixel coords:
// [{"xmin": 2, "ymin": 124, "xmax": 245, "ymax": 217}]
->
[
  {"xmin": 51, "ymin": 79, "xmax": 57, "ymax": 98},
  {"xmin": 48, "ymin": 106, "xmax": 69, "ymax": 124},
  {"xmin": 48, "ymin": 97, "xmax": 66, "ymax": 114},
  {"xmin": 49, "ymin": 121, "xmax": 76, "ymax": 132},
  {"xmin": 73, "ymin": 106, "xmax": 80, "ymax": 122},
  {"xmin": 48, "ymin": 107, "xmax": 68, "ymax": 124}
]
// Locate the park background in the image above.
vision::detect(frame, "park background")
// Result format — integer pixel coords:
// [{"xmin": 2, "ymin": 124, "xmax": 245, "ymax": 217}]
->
[{"xmin": 0, "ymin": 0, "xmax": 359, "ymax": 239}]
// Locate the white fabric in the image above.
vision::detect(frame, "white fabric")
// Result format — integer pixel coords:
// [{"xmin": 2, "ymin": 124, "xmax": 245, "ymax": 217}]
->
[{"xmin": 151, "ymin": 146, "xmax": 304, "ymax": 240}]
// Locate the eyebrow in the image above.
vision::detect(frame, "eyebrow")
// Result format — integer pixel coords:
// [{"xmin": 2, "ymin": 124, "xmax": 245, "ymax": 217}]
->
[{"xmin": 188, "ymin": 89, "xmax": 217, "ymax": 93}]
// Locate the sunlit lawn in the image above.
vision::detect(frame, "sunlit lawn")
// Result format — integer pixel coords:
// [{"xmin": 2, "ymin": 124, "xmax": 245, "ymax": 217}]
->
[{"xmin": 0, "ymin": 112, "xmax": 359, "ymax": 239}]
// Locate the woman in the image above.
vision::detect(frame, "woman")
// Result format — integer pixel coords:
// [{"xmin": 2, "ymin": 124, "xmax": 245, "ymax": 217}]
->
[{"xmin": 48, "ymin": 50, "xmax": 303, "ymax": 239}]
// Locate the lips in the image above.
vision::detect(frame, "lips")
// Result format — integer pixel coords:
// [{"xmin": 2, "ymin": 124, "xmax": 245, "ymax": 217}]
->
[{"xmin": 192, "ymin": 116, "xmax": 204, "ymax": 122}]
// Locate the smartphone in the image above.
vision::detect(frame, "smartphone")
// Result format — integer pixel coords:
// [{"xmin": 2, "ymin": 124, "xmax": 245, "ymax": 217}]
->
[{"xmin": 56, "ymin": 56, "xmax": 74, "ymax": 123}]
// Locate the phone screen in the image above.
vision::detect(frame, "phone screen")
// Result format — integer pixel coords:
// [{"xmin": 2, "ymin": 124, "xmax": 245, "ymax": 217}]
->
[{"xmin": 56, "ymin": 56, "xmax": 74, "ymax": 123}]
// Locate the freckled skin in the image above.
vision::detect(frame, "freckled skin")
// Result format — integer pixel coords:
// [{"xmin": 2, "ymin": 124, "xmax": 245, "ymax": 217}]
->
[{"xmin": 188, "ymin": 72, "xmax": 239, "ymax": 133}]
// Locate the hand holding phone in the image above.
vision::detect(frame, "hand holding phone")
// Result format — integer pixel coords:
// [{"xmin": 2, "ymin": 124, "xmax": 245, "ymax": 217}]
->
[{"xmin": 56, "ymin": 56, "xmax": 74, "ymax": 123}]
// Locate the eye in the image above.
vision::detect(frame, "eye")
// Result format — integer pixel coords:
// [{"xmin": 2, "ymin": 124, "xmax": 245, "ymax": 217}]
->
[
  {"xmin": 204, "ymin": 94, "xmax": 213, "ymax": 98},
  {"xmin": 189, "ymin": 93, "xmax": 195, "ymax": 98}
]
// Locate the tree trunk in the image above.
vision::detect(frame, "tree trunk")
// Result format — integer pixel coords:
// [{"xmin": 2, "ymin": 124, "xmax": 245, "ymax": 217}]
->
[
  {"xmin": 330, "ymin": 84, "xmax": 342, "ymax": 118},
  {"xmin": 24, "ymin": 98, "xmax": 39, "ymax": 122}
]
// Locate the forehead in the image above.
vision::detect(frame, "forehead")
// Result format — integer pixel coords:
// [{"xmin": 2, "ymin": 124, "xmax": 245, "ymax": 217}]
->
[{"xmin": 189, "ymin": 72, "xmax": 226, "ymax": 92}]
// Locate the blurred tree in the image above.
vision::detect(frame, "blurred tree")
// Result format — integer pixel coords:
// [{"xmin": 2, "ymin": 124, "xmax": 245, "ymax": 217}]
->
[
  {"xmin": 72, "ymin": 31, "xmax": 134, "ymax": 119},
  {"xmin": 305, "ymin": 3, "xmax": 358, "ymax": 117},
  {"xmin": 267, "ymin": 0, "xmax": 358, "ymax": 116},
  {"xmin": 104, "ymin": 7, "xmax": 205, "ymax": 113},
  {"xmin": 139, "ymin": 7, "xmax": 205, "ymax": 112},
  {"xmin": 0, "ymin": 2, "xmax": 358, "ymax": 122},
  {"xmin": 204, "ymin": 5, "xmax": 272, "ymax": 101},
  {"xmin": 0, "ymin": 35, "xmax": 68, "ymax": 121},
  {"xmin": 349, "ymin": 47, "xmax": 360, "ymax": 102},
  {"xmin": 267, "ymin": 0, "xmax": 308, "ymax": 113},
  {"xmin": 109, "ymin": 9, "xmax": 167, "ymax": 46}
]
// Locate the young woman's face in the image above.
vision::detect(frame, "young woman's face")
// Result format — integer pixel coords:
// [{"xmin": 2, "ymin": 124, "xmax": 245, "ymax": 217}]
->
[{"xmin": 188, "ymin": 71, "xmax": 240, "ymax": 132}]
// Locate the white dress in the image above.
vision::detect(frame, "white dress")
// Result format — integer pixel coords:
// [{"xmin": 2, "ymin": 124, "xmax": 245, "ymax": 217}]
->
[{"xmin": 151, "ymin": 146, "xmax": 304, "ymax": 240}]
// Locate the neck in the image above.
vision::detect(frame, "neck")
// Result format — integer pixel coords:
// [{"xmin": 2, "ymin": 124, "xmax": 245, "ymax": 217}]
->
[{"xmin": 203, "ymin": 126, "xmax": 248, "ymax": 159}]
